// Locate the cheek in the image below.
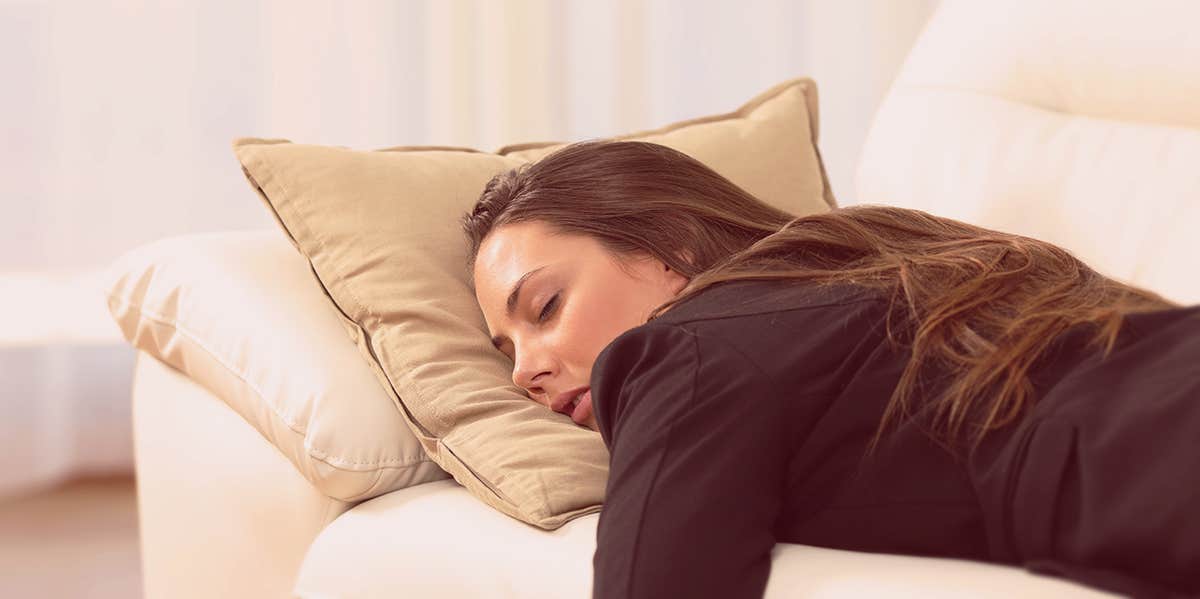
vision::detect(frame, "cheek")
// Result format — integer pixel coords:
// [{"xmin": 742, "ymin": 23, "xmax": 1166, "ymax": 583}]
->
[
  {"xmin": 555, "ymin": 298, "xmax": 613, "ymax": 366},
  {"xmin": 564, "ymin": 278, "xmax": 652, "ymax": 355}
]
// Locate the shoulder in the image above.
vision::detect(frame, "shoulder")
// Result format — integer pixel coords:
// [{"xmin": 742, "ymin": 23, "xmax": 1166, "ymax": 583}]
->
[
  {"xmin": 654, "ymin": 279, "xmax": 893, "ymax": 379},
  {"xmin": 589, "ymin": 322, "xmax": 775, "ymax": 445},
  {"xmin": 589, "ymin": 280, "xmax": 895, "ymax": 444},
  {"xmin": 650, "ymin": 278, "xmax": 885, "ymax": 326},
  {"xmin": 1119, "ymin": 303, "xmax": 1200, "ymax": 340},
  {"xmin": 588, "ymin": 324, "xmax": 696, "ymax": 444}
]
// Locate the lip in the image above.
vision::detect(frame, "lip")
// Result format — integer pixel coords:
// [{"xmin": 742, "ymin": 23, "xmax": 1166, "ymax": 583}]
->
[
  {"xmin": 550, "ymin": 386, "xmax": 590, "ymax": 417},
  {"xmin": 571, "ymin": 390, "xmax": 593, "ymax": 425}
]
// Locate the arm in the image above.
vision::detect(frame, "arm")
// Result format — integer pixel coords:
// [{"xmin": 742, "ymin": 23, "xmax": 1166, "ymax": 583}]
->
[{"xmin": 590, "ymin": 323, "xmax": 791, "ymax": 599}]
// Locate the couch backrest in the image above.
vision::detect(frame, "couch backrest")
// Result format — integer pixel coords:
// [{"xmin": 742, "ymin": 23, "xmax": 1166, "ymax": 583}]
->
[{"xmin": 856, "ymin": 0, "xmax": 1200, "ymax": 304}]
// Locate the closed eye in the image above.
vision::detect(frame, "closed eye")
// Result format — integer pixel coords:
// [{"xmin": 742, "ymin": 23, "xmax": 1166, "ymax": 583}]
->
[{"xmin": 538, "ymin": 293, "xmax": 560, "ymax": 322}]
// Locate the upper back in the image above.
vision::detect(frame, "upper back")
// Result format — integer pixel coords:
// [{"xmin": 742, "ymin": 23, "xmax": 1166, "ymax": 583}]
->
[
  {"xmin": 653, "ymin": 278, "xmax": 884, "ymax": 326},
  {"xmin": 650, "ymin": 279, "xmax": 903, "ymax": 407}
]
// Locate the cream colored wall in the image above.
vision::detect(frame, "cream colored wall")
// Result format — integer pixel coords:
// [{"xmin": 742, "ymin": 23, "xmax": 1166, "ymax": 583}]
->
[
  {"xmin": 423, "ymin": 0, "xmax": 939, "ymax": 202},
  {"xmin": 4, "ymin": 0, "xmax": 936, "ymax": 273}
]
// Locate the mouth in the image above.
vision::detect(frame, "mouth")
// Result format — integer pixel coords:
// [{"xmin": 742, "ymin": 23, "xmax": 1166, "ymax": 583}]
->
[
  {"xmin": 570, "ymin": 389, "xmax": 594, "ymax": 425},
  {"xmin": 551, "ymin": 386, "xmax": 590, "ymax": 420}
]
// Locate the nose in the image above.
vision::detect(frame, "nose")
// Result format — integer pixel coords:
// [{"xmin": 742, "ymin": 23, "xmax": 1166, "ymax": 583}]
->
[{"xmin": 511, "ymin": 348, "xmax": 552, "ymax": 402}]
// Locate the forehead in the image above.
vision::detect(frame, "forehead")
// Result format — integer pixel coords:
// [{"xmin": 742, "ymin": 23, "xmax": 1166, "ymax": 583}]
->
[
  {"xmin": 474, "ymin": 222, "xmax": 591, "ymax": 303},
  {"xmin": 475, "ymin": 221, "xmax": 566, "ymax": 275}
]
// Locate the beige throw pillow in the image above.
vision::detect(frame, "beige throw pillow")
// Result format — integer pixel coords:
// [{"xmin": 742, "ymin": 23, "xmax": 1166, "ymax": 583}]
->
[
  {"xmin": 104, "ymin": 230, "xmax": 452, "ymax": 502},
  {"xmin": 233, "ymin": 77, "xmax": 835, "ymax": 529}
]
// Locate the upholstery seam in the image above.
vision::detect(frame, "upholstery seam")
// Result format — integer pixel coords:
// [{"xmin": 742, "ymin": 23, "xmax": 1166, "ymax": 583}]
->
[{"xmin": 896, "ymin": 82, "xmax": 1200, "ymax": 131}]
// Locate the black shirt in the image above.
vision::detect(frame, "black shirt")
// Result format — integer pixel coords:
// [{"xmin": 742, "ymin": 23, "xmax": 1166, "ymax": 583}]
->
[{"xmin": 588, "ymin": 278, "xmax": 1200, "ymax": 599}]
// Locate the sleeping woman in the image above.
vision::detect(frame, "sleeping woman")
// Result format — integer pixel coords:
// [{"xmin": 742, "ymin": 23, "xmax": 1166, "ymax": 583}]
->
[{"xmin": 460, "ymin": 140, "xmax": 1200, "ymax": 599}]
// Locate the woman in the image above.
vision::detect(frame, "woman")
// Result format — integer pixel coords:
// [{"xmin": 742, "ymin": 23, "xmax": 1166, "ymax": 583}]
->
[{"xmin": 460, "ymin": 140, "xmax": 1200, "ymax": 598}]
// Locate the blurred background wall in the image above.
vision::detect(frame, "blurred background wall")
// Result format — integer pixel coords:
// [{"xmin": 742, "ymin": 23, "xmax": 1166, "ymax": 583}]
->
[{"xmin": 0, "ymin": 0, "xmax": 938, "ymax": 498}]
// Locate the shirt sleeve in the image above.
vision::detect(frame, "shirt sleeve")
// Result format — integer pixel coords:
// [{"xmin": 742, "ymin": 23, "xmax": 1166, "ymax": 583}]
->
[{"xmin": 589, "ymin": 323, "xmax": 791, "ymax": 599}]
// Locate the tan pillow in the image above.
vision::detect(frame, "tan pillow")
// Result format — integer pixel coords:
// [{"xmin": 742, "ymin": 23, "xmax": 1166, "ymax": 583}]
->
[
  {"xmin": 104, "ymin": 230, "xmax": 451, "ymax": 501},
  {"xmin": 233, "ymin": 77, "xmax": 835, "ymax": 529}
]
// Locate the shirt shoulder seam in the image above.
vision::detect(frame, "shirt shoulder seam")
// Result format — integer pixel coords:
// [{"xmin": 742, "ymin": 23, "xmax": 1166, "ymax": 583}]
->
[{"xmin": 657, "ymin": 294, "xmax": 888, "ymax": 327}]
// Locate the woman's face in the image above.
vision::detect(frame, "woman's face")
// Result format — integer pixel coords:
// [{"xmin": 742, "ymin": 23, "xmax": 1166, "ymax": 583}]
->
[{"xmin": 473, "ymin": 220, "xmax": 688, "ymax": 431}]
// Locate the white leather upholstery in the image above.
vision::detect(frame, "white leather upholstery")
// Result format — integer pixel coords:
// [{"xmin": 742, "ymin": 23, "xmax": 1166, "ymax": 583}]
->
[
  {"xmin": 132, "ymin": 352, "xmax": 353, "ymax": 599},
  {"xmin": 294, "ymin": 480, "xmax": 1115, "ymax": 599},
  {"xmin": 857, "ymin": 0, "xmax": 1200, "ymax": 304}
]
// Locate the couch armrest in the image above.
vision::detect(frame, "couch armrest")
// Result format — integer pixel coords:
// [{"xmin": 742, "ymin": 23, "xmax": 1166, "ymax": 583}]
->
[{"xmin": 133, "ymin": 350, "xmax": 351, "ymax": 599}]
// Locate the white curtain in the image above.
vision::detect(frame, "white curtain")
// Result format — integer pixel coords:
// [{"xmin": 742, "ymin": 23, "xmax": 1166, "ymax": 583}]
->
[{"xmin": 0, "ymin": 0, "xmax": 938, "ymax": 498}]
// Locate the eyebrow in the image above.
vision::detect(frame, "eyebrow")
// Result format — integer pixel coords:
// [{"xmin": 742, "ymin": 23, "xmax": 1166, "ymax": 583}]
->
[{"xmin": 489, "ymin": 266, "xmax": 546, "ymax": 351}]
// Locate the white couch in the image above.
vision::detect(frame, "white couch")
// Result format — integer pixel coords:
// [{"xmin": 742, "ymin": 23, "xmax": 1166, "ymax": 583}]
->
[{"xmin": 117, "ymin": 0, "xmax": 1200, "ymax": 597}]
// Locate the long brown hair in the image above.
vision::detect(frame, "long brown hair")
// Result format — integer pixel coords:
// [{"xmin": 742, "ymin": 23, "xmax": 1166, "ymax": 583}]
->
[{"xmin": 461, "ymin": 139, "xmax": 1179, "ymax": 454}]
